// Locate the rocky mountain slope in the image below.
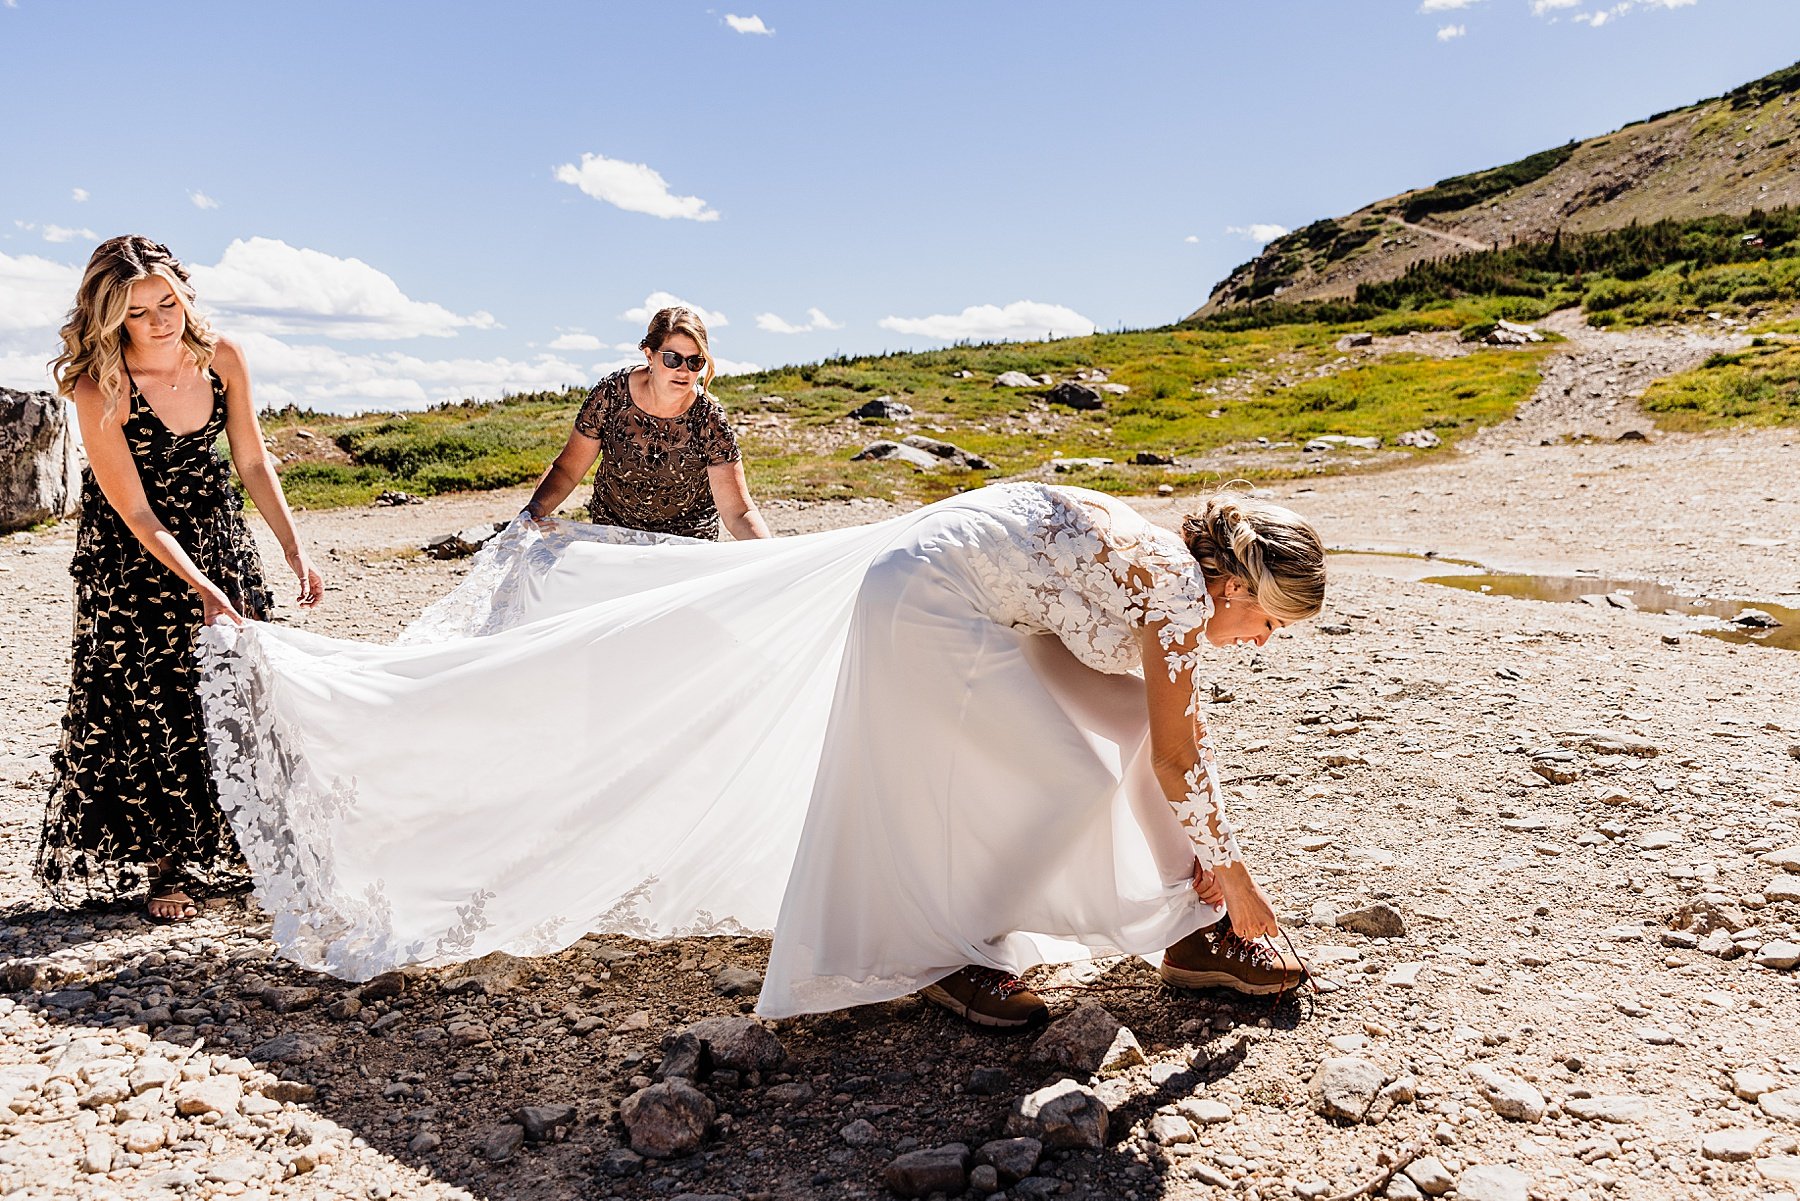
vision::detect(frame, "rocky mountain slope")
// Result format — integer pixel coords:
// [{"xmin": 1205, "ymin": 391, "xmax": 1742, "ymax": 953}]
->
[{"xmin": 1194, "ymin": 61, "xmax": 1800, "ymax": 318}]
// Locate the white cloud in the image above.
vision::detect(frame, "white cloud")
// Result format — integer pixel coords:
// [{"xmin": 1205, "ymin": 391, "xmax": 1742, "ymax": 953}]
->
[
  {"xmin": 552, "ymin": 153, "xmax": 720, "ymax": 222},
  {"xmin": 548, "ymin": 332, "xmax": 604, "ymax": 351},
  {"xmin": 190, "ymin": 237, "xmax": 496, "ymax": 340},
  {"xmin": 0, "ymin": 249, "xmax": 79, "ymax": 334},
  {"xmin": 1640, "ymin": 0, "xmax": 1695, "ymax": 7},
  {"xmin": 1531, "ymin": 0, "xmax": 1580, "ymax": 11},
  {"xmin": 1183, "ymin": 235, "xmax": 1201, "ymax": 244},
  {"xmin": 755, "ymin": 306, "xmax": 844, "ymax": 334},
  {"xmin": 620, "ymin": 291, "xmax": 728, "ymax": 328},
  {"xmin": 228, "ymin": 331, "xmax": 596, "ymax": 413},
  {"xmin": 189, "ymin": 191, "xmax": 219, "ymax": 210},
  {"xmin": 1419, "ymin": 0, "xmax": 1480, "ymax": 10},
  {"xmin": 879, "ymin": 300, "xmax": 1096, "ymax": 344},
  {"xmin": 42, "ymin": 225, "xmax": 98, "ymax": 244},
  {"xmin": 70, "ymin": 188, "xmax": 89, "ymax": 203},
  {"xmin": 1226, "ymin": 223, "xmax": 1290, "ymax": 243},
  {"xmin": 1573, "ymin": 2, "xmax": 1633, "ymax": 24},
  {"xmin": 724, "ymin": 13, "xmax": 773, "ymax": 34},
  {"xmin": 1437, "ymin": 23, "xmax": 1467, "ymax": 39}
]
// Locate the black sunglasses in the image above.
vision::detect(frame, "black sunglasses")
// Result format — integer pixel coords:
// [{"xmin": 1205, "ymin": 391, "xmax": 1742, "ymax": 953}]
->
[{"xmin": 658, "ymin": 350, "xmax": 707, "ymax": 371}]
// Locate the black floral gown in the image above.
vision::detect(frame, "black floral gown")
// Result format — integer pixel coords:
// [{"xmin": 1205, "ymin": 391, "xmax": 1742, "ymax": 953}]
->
[
  {"xmin": 576, "ymin": 367, "xmax": 743, "ymax": 540},
  {"xmin": 36, "ymin": 371, "xmax": 272, "ymax": 903}
]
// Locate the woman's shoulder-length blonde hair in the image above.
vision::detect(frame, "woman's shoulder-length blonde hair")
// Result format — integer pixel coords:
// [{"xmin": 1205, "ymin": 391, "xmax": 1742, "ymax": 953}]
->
[{"xmin": 50, "ymin": 235, "xmax": 219, "ymax": 426}]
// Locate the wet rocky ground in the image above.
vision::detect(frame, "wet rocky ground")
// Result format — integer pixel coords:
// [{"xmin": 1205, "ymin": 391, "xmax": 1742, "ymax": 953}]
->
[{"xmin": 2, "ymin": 320, "xmax": 1798, "ymax": 1200}]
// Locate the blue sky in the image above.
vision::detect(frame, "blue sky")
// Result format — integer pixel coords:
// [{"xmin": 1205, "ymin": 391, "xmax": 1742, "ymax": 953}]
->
[{"xmin": 3, "ymin": 0, "xmax": 1797, "ymax": 412}]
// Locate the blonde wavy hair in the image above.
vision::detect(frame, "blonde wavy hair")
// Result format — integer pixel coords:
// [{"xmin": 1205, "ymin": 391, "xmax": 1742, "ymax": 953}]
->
[
  {"xmin": 638, "ymin": 305, "xmax": 716, "ymax": 394},
  {"xmin": 1182, "ymin": 488, "xmax": 1327, "ymax": 623},
  {"xmin": 51, "ymin": 236, "xmax": 217, "ymax": 426}
]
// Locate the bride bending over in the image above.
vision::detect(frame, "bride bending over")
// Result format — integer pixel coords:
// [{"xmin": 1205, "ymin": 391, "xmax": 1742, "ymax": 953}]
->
[{"xmin": 198, "ymin": 480, "xmax": 1325, "ymax": 1027}]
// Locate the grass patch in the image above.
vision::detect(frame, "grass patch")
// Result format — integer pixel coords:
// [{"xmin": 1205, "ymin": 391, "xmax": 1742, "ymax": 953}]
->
[{"xmin": 1640, "ymin": 341, "xmax": 1800, "ymax": 430}]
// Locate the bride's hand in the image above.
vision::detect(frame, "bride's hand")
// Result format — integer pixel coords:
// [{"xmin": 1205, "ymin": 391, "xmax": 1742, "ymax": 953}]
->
[
  {"xmin": 1212, "ymin": 862, "xmax": 1280, "ymax": 942},
  {"xmin": 1190, "ymin": 862, "xmax": 1223, "ymax": 906}
]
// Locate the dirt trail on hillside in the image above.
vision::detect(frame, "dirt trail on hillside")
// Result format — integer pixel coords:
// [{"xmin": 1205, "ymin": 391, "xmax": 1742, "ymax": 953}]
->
[{"xmin": 1, "ymin": 326, "xmax": 1798, "ymax": 1201}]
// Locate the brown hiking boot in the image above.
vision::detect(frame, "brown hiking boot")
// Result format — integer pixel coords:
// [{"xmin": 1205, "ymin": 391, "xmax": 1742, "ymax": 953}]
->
[
  {"xmin": 1159, "ymin": 921, "xmax": 1307, "ymax": 995},
  {"xmin": 921, "ymin": 966, "xmax": 1048, "ymax": 1029}
]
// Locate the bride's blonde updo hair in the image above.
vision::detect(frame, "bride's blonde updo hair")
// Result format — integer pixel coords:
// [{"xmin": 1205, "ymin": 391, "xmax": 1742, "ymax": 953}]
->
[
  {"xmin": 51, "ymin": 235, "xmax": 218, "ymax": 426},
  {"xmin": 1182, "ymin": 489, "xmax": 1327, "ymax": 623}
]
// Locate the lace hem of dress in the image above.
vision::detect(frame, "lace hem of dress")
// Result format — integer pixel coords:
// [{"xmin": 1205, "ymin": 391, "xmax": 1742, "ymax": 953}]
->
[
  {"xmin": 197, "ymin": 621, "xmax": 760, "ymax": 982},
  {"xmin": 397, "ymin": 517, "xmax": 698, "ymax": 646}
]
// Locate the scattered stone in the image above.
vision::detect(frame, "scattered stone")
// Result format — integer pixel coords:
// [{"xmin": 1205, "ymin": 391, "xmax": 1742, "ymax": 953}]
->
[
  {"xmin": 1561, "ymin": 728, "xmax": 1660, "ymax": 758},
  {"xmin": 249, "ymin": 1031, "xmax": 333, "ymax": 1064},
  {"xmin": 1397, "ymin": 428, "xmax": 1442, "ymax": 449},
  {"xmin": 1759, "ymin": 1086, "xmax": 1800, "ymax": 1122},
  {"xmin": 1456, "ymin": 1163, "xmax": 1530, "ymax": 1201},
  {"xmin": 174, "ymin": 1075, "xmax": 242, "ymax": 1118},
  {"xmin": 1132, "ymin": 451, "xmax": 1174, "ymax": 465},
  {"xmin": 1338, "ymin": 332, "xmax": 1375, "ymax": 349},
  {"xmin": 1031, "ymin": 1003, "xmax": 1145, "ymax": 1075},
  {"xmin": 1005, "ymin": 1079, "xmax": 1109, "ymax": 1149},
  {"xmin": 372, "ymin": 490, "xmax": 423, "ymax": 506},
  {"xmin": 620, "ymin": 1080, "xmax": 716, "ymax": 1157},
  {"xmin": 682, "ymin": 1016, "xmax": 786, "ymax": 1072},
  {"xmin": 1384, "ymin": 962, "xmax": 1424, "ymax": 989},
  {"xmin": 1760, "ymin": 846, "xmax": 1800, "ymax": 873},
  {"xmin": 119, "ymin": 1121, "xmax": 166, "ymax": 1153},
  {"xmin": 260, "ymin": 984, "xmax": 319, "ymax": 1013},
  {"xmin": 1405, "ymin": 1155, "xmax": 1454, "ymax": 1196},
  {"xmin": 1732, "ymin": 608, "xmax": 1781, "ymax": 629},
  {"xmin": 994, "ymin": 371, "xmax": 1037, "ymax": 388},
  {"xmin": 1312, "ymin": 1056, "xmax": 1385, "ymax": 1123},
  {"xmin": 475, "ymin": 1123, "xmax": 525, "ymax": 1163},
  {"xmin": 852, "ymin": 398, "xmax": 912, "ymax": 420},
  {"xmin": 1755, "ymin": 940, "xmax": 1800, "ymax": 969},
  {"xmin": 1468, "ymin": 1064, "xmax": 1546, "ymax": 1122},
  {"xmin": 710, "ymin": 964, "xmax": 764, "ymax": 997},
  {"xmin": 1046, "ymin": 381, "xmax": 1103, "ymax": 410},
  {"xmin": 1565, "ymin": 1094, "xmax": 1650, "ymax": 1123},
  {"xmin": 899, "ymin": 434, "xmax": 994, "ymax": 470},
  {"xmin": 596, "ymin": 1148, "xmax": 642, "ymax": 1177},
  {"xmin": 1760, "ymin": 1157, "xmax": 1800, "ymax": 1185},
  {"xmin": 1734, "ymin": 1069, "xmax": 1782, "ymax": 1100},
  {"xmin": 975, "ymin": 1137, "xmax": 1042, "ymax": 1185},
  {"xmin": 1336, "ymin": 902, "xmax": 1406, "ymax": 939},
  {"xmin": 409, "ymin": 1132, "xmax": 441, "ymax": 1154},
  {"xmin": 80, "ymin": 1130, "xmax": 114, "ymax": 1174},
  {"xmin": 1177, "ymin": 1097, "xmax": 1233, "ymax": 1126},
  {"xmin": 359, "ymin": 972, "xmax": 406, "ymax": 1001},
  {"xmin": 514, "ymin": 1103, "xmax": 577, "ymax": 1143},
  {"xmin": 849, "ymin": 440, "xmax": 940, "ymax": 471},
  {"xmin": 840, "ymin": 1118, "xmax": 880, "ymax": 1148},
  {"xmin": 1701, "ymin": 1128, "xmax": 1771, "ymax": 1161},
  {"xmin": 1147, "ymin": 1112, "xmax": 1194, "ymax": 1144},
  {"xmin": 967, "ymin": 1066, "xmax": 1010, "ymax": 1095},
  {"xmin": 883, "ymin": 1143, "xmax": 970, "ymax": 1198},
  {"xmin": 204, "ymin": 1158, "xmax": 263, "ymax": 1184}
]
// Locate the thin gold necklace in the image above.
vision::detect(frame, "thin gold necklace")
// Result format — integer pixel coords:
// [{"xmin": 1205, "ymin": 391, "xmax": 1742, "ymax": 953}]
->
[{"xmin": 128, "ymin": 353, "xmax": 189, "ymax": 391}]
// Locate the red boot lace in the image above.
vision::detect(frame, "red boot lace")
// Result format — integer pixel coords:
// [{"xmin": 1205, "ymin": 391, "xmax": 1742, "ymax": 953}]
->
[{"xmin": 967, "ymin": 967, "xmax": 1030, "ymax": 997}]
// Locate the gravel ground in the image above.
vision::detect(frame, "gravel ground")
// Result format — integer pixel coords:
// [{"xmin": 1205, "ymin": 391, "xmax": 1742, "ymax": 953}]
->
[{"xmin": 2, "ymin": 322, "xmax": 1798, "ymax": 1201}]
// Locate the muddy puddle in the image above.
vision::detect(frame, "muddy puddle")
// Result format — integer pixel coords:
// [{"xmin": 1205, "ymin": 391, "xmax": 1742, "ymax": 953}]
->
[{"xmin": 1327, "ymin": 551, "xmax": 1797, "ymax": 651}]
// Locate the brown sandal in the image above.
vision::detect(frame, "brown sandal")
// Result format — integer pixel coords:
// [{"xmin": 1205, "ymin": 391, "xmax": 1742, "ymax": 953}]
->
[{"xmin": 145, "ymin": 863, "xmax": 200, "ymax": 923}]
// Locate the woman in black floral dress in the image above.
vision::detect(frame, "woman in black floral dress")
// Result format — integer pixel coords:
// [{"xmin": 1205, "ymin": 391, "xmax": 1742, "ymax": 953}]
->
[
  {"xmin": 521, "ymin": 306, "xmax": 770, "ymax": 540},
  {"xmin": 36, "ymin": 236, "xmax": 324, "ymax": 921}
]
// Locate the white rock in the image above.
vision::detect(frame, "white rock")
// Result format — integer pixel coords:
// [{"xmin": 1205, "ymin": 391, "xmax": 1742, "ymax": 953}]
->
[
  {"xmin": 80, "ymin": 1131, "xmax": 114, "ymax": 1174},
  {"xmin": 1564, "ymin": 1095, "xmax": 1650, "ymax": 1123},
  {"xmin": 1759, "ymin": 1156, "xmax": 1800, "ymax": 1185},
  {"xmin": 1405, "ymin": 1155, "xmax": 1455, "ymax": 1195},
  {"xmin": 1759, "ymin": 1086, "xmax": 1800, "ymax": 1122},
  {"xmin": 1734, "ymin": 1069, "xmax": 1782, "ymax": 1100},
  {"xmin": 1700, "ymin": 1127, "xmax": 1770, "ymax": 1161},
  {"xmin": 1456, "ymin": 1163, "xmax": 1530, "ymax": 1201},
  {"xmin": 119, "ymin": 1120, "xmax": 166, "ymax": 1153},
  {"xmin": 1758, "ymin": 846, "xmax": 1800, "ymax": 872},
  {"xmin": 1755, "ymin": 940, "xmax": 1800, "ymax": 969},
  {"xmin": 1467, "ymin": 1065, "xmax": 1546, "ymax": 1122},
  {"xmin": 1147, "ymin": 1112, "xmax": 1193, "ymax": 1144},
  {"xmin": 1176, "ymin": 1098, "xmax": 1232, "ymax": 1126},
  {"xmin": 174, "ymin": 1074, "xmax": 242, "ymax": 1118},
  {"xmin": 1384, "ymin": 962, "xmax": 1424, "ymax": 988}
]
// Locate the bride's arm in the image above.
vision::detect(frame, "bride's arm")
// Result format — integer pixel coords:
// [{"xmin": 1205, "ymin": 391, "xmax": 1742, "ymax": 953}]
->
[{"xmin": 1136, "ymin": 619, "xmax": 1280, "ymax": 940}]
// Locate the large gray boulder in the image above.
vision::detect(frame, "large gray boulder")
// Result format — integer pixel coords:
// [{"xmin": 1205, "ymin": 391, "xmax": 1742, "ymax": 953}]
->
[{"xmin": 0, "ymin": 388, "xmax": 81, "ymax": 532}]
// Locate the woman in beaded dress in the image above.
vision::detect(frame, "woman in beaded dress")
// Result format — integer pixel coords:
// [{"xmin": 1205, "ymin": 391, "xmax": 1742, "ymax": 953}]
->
[
  {"xmin": 35, "ymin": 236, "xmax": 323, "ymax": 921},
  {"xmin": 520, "ymin": 305, "xmax": 768, "ymax": 541}
]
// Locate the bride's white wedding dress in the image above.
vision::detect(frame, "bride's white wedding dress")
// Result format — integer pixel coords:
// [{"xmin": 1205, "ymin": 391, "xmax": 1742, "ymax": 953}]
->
[{"xmin": 197, "ymin": 482, "xmax": 1236, "ymax": 1017}]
